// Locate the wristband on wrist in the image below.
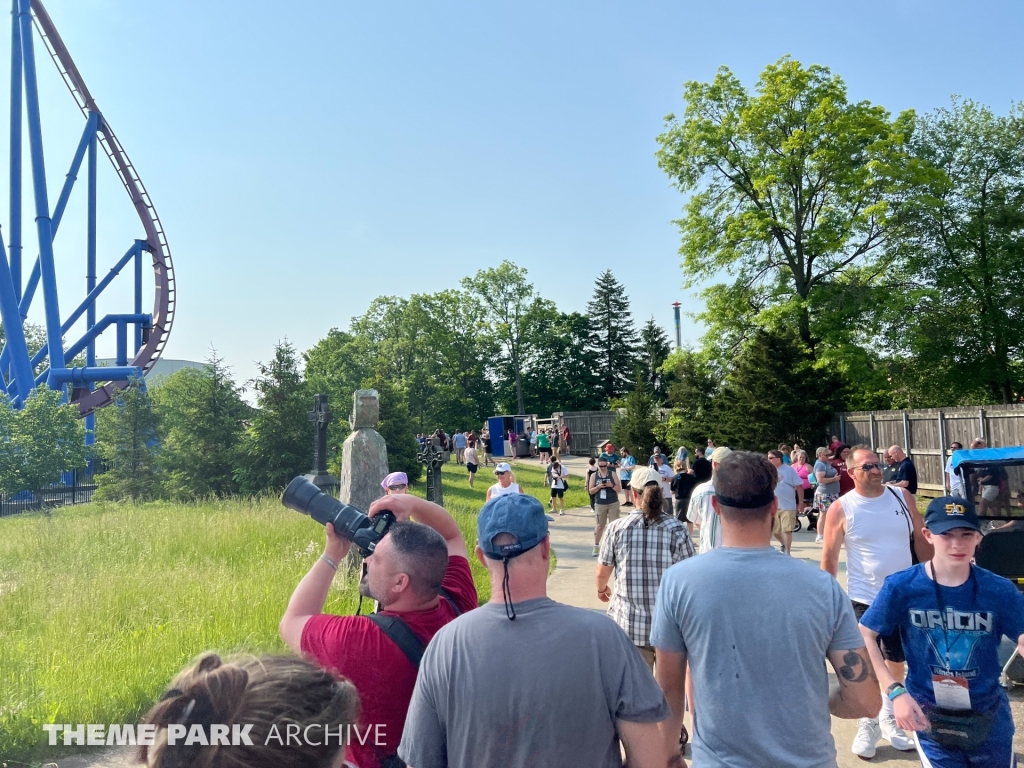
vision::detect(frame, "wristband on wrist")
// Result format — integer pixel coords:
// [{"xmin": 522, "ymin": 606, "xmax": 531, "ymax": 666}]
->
[
  {"xmin": 885, "ymin": 683, "xmax": 908, "ymax": 701},
  {"xmin": 320, "ymin": 554, "xmax": 338, "ymax": 571}
]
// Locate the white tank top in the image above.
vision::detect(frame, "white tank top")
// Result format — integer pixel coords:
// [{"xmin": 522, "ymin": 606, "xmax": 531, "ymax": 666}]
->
[
  {"xmin": 841, "ymin": 488, "xmax": 912, "ymax": 605},
  {"xmin": 489, "ymin": 482, "xmax": 520, "ymax": 498}
]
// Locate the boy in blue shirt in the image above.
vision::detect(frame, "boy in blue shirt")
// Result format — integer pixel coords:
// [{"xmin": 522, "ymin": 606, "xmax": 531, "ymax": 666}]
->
[{"xmin": 860, "ymin": 496, "xmax": 1024, "ymax": 767}]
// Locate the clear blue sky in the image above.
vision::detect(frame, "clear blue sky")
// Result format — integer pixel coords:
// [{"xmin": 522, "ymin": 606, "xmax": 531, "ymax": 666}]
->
[{"xmin": 7, "ymin": 0, "xmax": 1024, "ymax": 386}]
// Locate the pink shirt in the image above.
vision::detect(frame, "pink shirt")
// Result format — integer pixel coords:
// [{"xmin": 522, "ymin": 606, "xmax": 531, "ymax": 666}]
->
[{"xmin": 794, "ymin": 462, "xmax": 811, "ymax": 489}]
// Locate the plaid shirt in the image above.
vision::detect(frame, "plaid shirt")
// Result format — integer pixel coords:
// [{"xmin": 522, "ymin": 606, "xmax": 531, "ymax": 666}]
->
[{"xmin": 598, "ymin": 510, "xmax": 695, "ymax": 646}]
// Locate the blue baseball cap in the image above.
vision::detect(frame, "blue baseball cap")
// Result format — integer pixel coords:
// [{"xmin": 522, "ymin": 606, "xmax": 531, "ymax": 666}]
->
[
  {"xmin": 924, "ymin": 496, "xmax": 982, "ymax": 534},
  {"xmin": 477, "ymin": 493, "xmax": 549, "ymax": 560}
]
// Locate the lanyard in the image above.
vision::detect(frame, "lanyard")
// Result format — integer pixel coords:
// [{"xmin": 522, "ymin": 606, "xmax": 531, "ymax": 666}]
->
[{"xmin": 927, "ymin": 561, "xmax": 978, "ymax": 669}]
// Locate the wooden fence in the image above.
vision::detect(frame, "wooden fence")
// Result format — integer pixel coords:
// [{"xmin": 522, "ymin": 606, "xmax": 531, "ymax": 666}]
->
[
  {"xmin": 831, "ymin": 404, "xmax": 1024, "ymax": 495},
  {"xmin": 551, "ymin": 409, "xmax": 672, "ymax": 456},
  {"xmin": 552, "ymin": 411, "xmax": 617, "ymax": 455}
]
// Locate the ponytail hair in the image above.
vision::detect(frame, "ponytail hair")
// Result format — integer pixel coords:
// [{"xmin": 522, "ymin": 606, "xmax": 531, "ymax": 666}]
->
[
  {"xmin": 639, "ymin": 483, "xmax": 666, "ymax": 524},
  {"xmin": 140, "ymin": 653, "xmax": 359, "ymax": 768}
]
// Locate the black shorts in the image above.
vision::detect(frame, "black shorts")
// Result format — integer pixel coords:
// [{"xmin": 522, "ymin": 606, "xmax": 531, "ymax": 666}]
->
[
  {"xmin": 852, "ymin": 601, "xmax": 905, "ymax": 662},
  {"xmin": 467, "ymin": 463, "xmax": 478, "ymax": 474},
  {"xmin": 539, "ymin": 446, "xmax": 552, "ymax": 455},
  {"xmin": 803, "ymin": 487, "xmax": 814, "ymax": 503},
  {"xmin": 550, "ymin": 487, "xmax": 564, "ymax": 498}
]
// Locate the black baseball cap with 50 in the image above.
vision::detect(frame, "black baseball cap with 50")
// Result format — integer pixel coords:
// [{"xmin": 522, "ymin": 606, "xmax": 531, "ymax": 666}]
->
[{"xmin": 924, "ymin": 496, "xmax": 982, "ymax": 534}]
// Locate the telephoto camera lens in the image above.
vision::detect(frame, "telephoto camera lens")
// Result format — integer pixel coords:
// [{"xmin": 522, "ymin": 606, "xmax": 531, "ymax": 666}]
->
[{"xmin": 282, "ymin": 477, "xmax": 395, "ymax": 557}]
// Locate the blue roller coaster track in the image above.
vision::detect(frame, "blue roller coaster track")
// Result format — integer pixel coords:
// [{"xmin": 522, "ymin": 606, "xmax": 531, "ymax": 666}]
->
[{"xmin": 0, "ymin": 0, "xmax": 175, "ymax": 448}]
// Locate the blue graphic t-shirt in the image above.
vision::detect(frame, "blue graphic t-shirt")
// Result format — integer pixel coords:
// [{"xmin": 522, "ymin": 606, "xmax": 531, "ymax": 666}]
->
[{"xmin": 862, "ymin": 564, "xmax": 1024, "ymax": 712}]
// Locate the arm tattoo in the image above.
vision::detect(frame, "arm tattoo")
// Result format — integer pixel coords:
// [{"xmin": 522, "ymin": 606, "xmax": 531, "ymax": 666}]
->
[{"xmin": 839, "ymin": 650, "xmax": 870, "ymax": 682}]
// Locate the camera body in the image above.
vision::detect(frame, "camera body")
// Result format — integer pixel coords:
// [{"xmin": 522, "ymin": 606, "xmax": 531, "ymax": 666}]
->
[{"xmin": 282, "ymin": 476, "xmax": 396, "ymax": 558}]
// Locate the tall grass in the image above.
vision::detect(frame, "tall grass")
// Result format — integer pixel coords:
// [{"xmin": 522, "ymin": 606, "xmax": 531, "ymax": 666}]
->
[{"xmin": 0, "ymin": 461, "xmax": 566, "ymax": 764}]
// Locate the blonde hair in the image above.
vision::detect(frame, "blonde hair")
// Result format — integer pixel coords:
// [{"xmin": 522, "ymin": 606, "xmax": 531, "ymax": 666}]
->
[
  {"xmin": 140, "ymin": 653, "xmax": 359, "ymax": 768},
  {"xmin": 673, "ymin": 460, "xmax": 685, "ymax": 472}
]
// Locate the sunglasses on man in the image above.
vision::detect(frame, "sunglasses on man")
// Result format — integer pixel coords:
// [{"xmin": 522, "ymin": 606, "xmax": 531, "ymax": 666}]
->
[
  {"xmin": 852, "ymin": 462, "xmax": 884, "ymax": 472},
  {"xmin": 387, "ymin": 483, "xmax": 408, "ymax": 491}
]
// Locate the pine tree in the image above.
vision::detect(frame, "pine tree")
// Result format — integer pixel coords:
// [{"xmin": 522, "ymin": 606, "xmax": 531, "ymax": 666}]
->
[
  {"xmin": 94, "ymin": 376, "xmax": 163, "ymax": 501},
  {"xmin": 639, "ymin": 317, "xmax": 672, "ymax": 402},
  {"xmin": 663, "ymin": 349, "xmax": 718, "ymax": 449},
  {"xmin": 235, "ymin": 340, "xmax": 311, "ymax": 494},
  {"xmin": 586, "ymin": 270, "xmax": 640, "ymax": 405},
  {"xmin": 610, "ymin": 372, "xmax": 658, "ymax": 464},
  {"xmin": 154, "ymin": 350, "xmax": 252, "ymax": 499},
  {"xmin": 711, "ymin": 329, "xmax": 844, "ymax": 451}
]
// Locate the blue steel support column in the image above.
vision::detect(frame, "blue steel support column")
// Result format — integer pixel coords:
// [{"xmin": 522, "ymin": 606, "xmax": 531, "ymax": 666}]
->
[
  {"xmin": 134, "ymin": 244, "xmax": 142, "ymax": 353},
  {"xmin": 9, "ymin": 0, "xmax": 21, "ymax": 303},
  {"xmin": 85, "ymin": 121, "xmax": 98, "ymax": 467},
  {"xmin": 16, "ymin": 0, "xmax": 64, "ymax": 377},
  {"xmin": 116, "ymin": 321, "xmax": 127, "ymax": 367},
  {"xmin": 0, "ymin": 231, "xmax": 33, "ymax": 404}
]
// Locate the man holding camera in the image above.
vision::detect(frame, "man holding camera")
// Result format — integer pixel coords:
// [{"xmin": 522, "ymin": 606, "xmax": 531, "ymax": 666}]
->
[
  {"xmin": 280, "ymin": 494, "xmax": 477, "ymax": 768},
  {"xmin": 589, "ymin": 454, "xmax": 622, "ymax": 557}
]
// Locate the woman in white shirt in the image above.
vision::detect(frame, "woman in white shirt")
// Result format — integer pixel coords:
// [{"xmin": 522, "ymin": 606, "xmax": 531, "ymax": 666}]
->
[
  {"xmin": 486, "ymin": 462, "xmax": 524, "ymax": 501},
  {"xmin": 546, "ymin": 460, "xmax": 569, "ymax": 515},
  {"xmin": 654, "ymin": 453, "xmax": 674, "ymax": 515}
]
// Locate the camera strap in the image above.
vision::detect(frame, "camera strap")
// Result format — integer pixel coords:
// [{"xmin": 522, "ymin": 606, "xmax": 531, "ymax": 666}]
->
[{"xmin": 366, "ymin": 589, "xmax": 462, "ymax": 668}]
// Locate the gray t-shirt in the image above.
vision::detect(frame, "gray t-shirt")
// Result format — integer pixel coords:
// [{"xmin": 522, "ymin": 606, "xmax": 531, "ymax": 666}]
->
[
  {"xmin": 650, "ymin": 547, "xmax": 862, "ymax": 768},
  {"xmin": 399, "ymin": 597, "xmax": 669, "ymax": 768},
  {"xmin": 813, "ymin": 459, "xmax": 838, "ymax": 494}
]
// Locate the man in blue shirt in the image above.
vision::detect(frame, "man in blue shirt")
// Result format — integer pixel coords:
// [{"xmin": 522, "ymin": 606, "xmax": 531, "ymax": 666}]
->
[
  {"xmin": 860, "ymin": 496, "xmax": 1024, "ymax": 767},
  {"xmin": 453, "ymin": 430, "xmax": 467, "ymax": 465},
  {"xmin": 886, "ymin": 444, "xmax": 919, "ymax": 495}
]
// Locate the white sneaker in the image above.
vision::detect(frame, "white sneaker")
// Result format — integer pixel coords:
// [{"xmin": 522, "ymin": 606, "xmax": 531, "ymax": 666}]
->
[
  {"xmin": 851, "ymin": 717, "xmax": 880, "ymax": 759},
  {"xmin": 815, "ymin": 534, "xmax": 823, "ymax": 543},
  {"xmin": 559, "ymin": 510, "xmax": 565, "ymax": 516},
  {"xmin": 880, "ymin": 714, "xmax": 915, "ymax": 751}
]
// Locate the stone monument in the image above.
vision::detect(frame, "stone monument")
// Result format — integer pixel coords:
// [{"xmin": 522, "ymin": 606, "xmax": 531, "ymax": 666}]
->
[
  {"xmin": 338, "ymin": 389, "xmax": 388, "ymax": 513},
  {"xmin": 305, "ymin": 393, "xmax": 340, "ymax": 493}
]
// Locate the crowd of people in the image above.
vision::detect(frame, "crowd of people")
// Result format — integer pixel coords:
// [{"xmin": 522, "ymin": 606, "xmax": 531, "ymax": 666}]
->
[{"xmin": 130, "ymin": 433, "xmax": 1023, "ymax": 768}]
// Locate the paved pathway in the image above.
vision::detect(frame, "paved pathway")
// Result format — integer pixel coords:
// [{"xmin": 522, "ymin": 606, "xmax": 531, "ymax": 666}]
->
[{"xmin": 515, "ymin": 455, "xmax": 925, "ymax": 766}]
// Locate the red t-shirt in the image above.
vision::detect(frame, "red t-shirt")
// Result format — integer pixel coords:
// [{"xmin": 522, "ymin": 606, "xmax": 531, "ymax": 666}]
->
[
  {"xmin": 832, "ymin": 458, "xmax": 854, "ymax": 496},
  {"xmin": 301, "ymin": 556, "xmax": 477, "ymax": 768}
]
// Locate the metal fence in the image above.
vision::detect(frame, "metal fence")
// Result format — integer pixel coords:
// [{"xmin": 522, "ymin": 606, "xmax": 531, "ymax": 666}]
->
[
  {"xmin": 831, "ymin": 404, "xmax": 1024, "ymax": 495},
  {"xmin": 0, "ymin": 469, "xmax": 98, "ymax": 517}
]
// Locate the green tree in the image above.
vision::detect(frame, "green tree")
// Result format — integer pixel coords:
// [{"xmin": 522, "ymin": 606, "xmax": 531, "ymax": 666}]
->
[
  {"xmin": 656, "ymin": 56, "xmax": 913, "ymax": 358},
  {"xmin": 303, "ymin": 329, "xmax": 371, "ymax": 470},
  {"xmin": 610, "ymin": 372, "xmax": 658, "ymax": 465},
  {"xmin": 711, "ymin": 329, "xmax": 843, "ymax": 451},
  {"xmin": 0, "ymin": 386, "xmax": 86, "ymax": 507},
  {"xmin": 885, "ymin": 99, "xmax": 1024, "ymax": 405},
  {"xmin": 154, "ymin": 352, "xmax": 252, "ymax": 499},
  {"xmin": 94, "ymin": 376, "xmax": 163, "ymax": 501},
  {"xmin": 638, "ymin": 317, "xmax": 672, "ymax": 403},
  {"xmin": 661, "ymin": 348, "xmax": 719, "ymax": 450},
  {"xmin": 586, "ymin": 269, "xmax": 640, "ymax": 404},
  {"xmin": 411, "ymin": 289, "xmax": 496, "ymax": 429},
  {"xmin": 520, "ymin": 311, "xmax": 601, "ymax": 416},
  {"xmin": 463, "ymin": 261, "xmax": 551, "ymax": 415},
  {"xmin": 235, "ymin": 340, "xmax": 311, "ymax": 494}
]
